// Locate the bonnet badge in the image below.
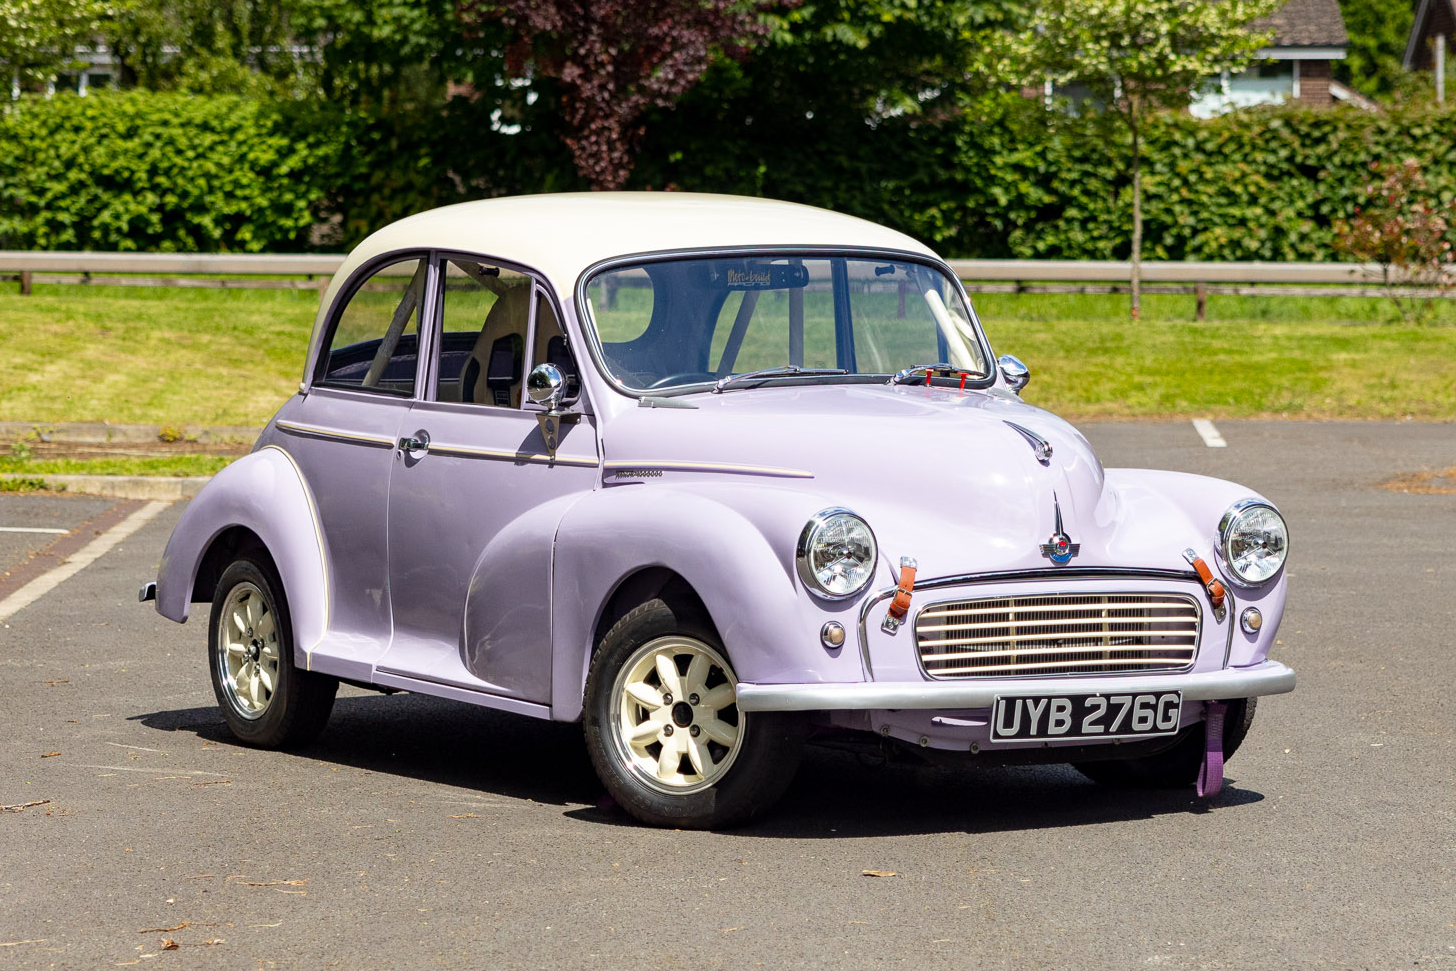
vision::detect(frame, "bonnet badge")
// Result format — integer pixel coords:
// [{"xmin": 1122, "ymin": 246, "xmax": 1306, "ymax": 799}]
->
[{"xmin": 1039, "ymin": 493, "xmax": 1080, "ymax": 564}]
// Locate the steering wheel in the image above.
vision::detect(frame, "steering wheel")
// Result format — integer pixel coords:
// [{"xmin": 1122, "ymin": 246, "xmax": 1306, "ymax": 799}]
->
[{"xmin": 647, "ymin": 371, "xmax": 716, "ymax": 389}]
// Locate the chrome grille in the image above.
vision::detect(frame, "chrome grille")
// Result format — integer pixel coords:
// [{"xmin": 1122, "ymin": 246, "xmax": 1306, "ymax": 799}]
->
[{"xmin": 914, "ymin": 592, "xmax": 1199, "ymax": 679}]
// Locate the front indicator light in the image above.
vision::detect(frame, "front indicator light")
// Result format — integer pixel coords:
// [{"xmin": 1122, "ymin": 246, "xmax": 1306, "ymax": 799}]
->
[{"xmin": 1241, "ymin": 607, "xmax": 1263, "ymax": 634}]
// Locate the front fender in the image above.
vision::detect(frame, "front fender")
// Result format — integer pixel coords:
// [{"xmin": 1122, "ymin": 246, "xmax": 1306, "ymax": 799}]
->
[
  {"xmin": 1106, "ymin": 468, "xmax": 1288, "ymax": 666},
  {"xmin": 155, "ymin": 446, "xmax": 330, "ymax": 667},
  {"xmin": 549, "ymin": 484, "xmax": 866, "ymax": 721}
]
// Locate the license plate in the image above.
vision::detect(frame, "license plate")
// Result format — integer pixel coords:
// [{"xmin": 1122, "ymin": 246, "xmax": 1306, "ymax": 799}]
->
[{"xmin": 989, "ymin": 691, "xmax": 1183, "ymax": 743}]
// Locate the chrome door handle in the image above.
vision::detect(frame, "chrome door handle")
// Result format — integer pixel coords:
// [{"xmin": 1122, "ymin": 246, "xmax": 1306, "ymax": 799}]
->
[{"xmin": 399, "ymin": 429, "xmax": 430, "ymax": 455}]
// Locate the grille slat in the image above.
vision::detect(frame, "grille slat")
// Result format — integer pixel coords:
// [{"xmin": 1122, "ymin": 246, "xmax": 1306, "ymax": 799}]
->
[
  {"xmin": 914, "ymin": 592, "xmax": 1200, "ymax": 679},
  {"xmin": 918, "ymin": 600, "xmax": 1188, "ymax": 620}
]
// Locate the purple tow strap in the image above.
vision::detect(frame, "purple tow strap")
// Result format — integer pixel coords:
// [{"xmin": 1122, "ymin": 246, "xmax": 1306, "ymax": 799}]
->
[{"xmin": 1197, "ymin": 700, "xmax": 1228, "ymax": 798}]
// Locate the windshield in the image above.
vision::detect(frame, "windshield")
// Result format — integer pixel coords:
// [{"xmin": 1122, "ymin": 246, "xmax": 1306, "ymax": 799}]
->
[{"xmin": 581, "ymin": 254, "xmax": 989, "ymax": 393}]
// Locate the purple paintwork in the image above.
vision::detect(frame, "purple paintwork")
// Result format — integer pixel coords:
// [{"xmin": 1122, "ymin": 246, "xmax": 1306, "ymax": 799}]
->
[{"xmin": 150, "ymin": 194, "xmax": 1294, "ymax": 781}]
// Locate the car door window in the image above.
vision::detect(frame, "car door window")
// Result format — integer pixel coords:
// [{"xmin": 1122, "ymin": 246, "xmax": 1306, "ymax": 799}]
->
[
  {"xmin": 436, "ymin": 259, "xmax": 537, "ymax": 407},
  {"xmin": 318, "ymin": 257, "xmax": 427, "ymax": 396},
  {"xmin": 530, "ymin": 292, "xmax": 581, "ymax": 401}
]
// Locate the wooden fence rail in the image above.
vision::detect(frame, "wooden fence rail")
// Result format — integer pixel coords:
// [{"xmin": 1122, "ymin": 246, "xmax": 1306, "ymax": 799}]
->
[{"xmin": 0, "ymin": 252, "xmax": 1441, "ymax": 317}]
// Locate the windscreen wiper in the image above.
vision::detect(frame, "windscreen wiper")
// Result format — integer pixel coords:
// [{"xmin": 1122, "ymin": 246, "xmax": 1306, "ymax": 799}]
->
[
  {"xmin": 888, "ymin": 363, "xmax": 978, "ymax": 386},
  {"xmin": 713, "ymin": 365, "xmax": 849, "ymax": 394}
]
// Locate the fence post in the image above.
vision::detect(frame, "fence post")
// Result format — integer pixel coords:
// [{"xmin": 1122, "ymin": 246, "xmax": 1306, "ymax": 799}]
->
[
  {"xmin": 1195, "ymin": 281, "xmax": 1207, "ymax": 321},
  {"xmin": 19, "ymin": 270, "xmax": 32, "ymax": 296}
]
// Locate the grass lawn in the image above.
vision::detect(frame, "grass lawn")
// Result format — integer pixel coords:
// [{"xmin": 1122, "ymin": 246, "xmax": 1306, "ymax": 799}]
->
[
  {"xmin": 3, "ymin": 282, "xmax": 1454, "ymax": 426},
  {"xmin": 976, "ymin": 291, "xmax": 1456, "ymax": 420}
]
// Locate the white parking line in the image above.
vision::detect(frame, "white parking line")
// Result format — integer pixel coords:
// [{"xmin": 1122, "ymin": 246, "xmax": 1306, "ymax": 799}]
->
[
  {"xmin": 0, "ymin": 501, "xmax": 168, "ymax": 624},
  {"xmin": 0, "ymin": 526, "xmax": 70, "ymax": 534},
  {"xmin": 1191, "ymin": 418, "xmax": 1227, "ymax": 448}
]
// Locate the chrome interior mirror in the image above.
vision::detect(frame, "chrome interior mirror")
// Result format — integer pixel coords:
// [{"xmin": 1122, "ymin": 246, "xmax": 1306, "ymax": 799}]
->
[
  {"xmin": 997, "ymin": 354, "xmax": 1030, "ymax": 393},
  {"xmin": 526, "ymin": 362, "xmax": 565, "ymax": 410}
]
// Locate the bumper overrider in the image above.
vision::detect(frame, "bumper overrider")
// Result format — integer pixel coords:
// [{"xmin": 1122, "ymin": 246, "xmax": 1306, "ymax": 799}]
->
[{"xmin": 734, "ymin": 659, "xmax": 1294, "ymax": 711}]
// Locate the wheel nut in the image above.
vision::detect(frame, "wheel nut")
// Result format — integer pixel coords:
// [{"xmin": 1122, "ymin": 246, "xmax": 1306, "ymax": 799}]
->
[
  {"xmin": 689, "ymin": 693, "xmax": 700, "ymax": 705},
  {"xmin": 663, "ymin": 724, "xmax": 674, "ymax": 736},
  {"xmin": 690, "ymin": 725, "xmax": 700, "ymax": 737},
  {"xmin": 662, "ymin": 693, "xmax": 673, "ymax": 705}
]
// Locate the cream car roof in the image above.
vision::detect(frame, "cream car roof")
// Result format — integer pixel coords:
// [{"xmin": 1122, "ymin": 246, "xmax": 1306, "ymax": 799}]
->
[{"xmin": 311, "ymin": 192, "xmax": 940, "ymax": 337}]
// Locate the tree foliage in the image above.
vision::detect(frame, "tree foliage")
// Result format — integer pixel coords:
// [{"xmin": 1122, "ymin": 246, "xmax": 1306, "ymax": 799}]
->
[
  {"xmin": 459, "ymin": 0, "xmax": 790, "ymax": 189},
  {"xmin": 1334, "ymin": 159, "xmax": 1456, "ymax": 321},
  {"xmin": 0, "ymin": 0, "xmax": 111, "ymax": 88},
  {"xmin": 1334, "ymin": 0, "xmax": 1417, "ymax": 100},
  {"xmin": 981, "ymin": 0, "xmax": 1278, "ymax": 316}
]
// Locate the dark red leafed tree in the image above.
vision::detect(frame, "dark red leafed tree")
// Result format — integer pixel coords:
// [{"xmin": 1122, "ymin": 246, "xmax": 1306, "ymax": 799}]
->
[{"xmin": 460, "ymin": 0, "xmax": 786, "ymax": 190}]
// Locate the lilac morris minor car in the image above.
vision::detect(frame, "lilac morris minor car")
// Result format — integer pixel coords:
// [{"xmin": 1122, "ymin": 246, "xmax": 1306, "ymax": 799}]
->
[{"xmin": 141, "ymin": 193, "xmax": 1294, "ymax": 828}]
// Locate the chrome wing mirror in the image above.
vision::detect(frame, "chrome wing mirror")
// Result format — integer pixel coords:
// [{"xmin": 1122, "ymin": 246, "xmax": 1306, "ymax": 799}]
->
[
  {"xmin": 997, "ymin": 354, "xmax": 1030, "ymax": 393},
  {"xmin": 526, "ymin": 363, "xmax": 576, "ymax": 459}
]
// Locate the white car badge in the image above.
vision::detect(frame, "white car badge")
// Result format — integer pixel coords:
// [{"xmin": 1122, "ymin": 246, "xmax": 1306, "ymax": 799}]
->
[{"xmin": 1039, "ymin": 493, "xmax": 1080, "ymax": 564}]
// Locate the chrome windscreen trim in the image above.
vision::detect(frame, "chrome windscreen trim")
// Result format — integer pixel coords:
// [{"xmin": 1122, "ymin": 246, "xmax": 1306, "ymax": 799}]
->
[
  {"xmin": 735, "ymin": 660, "xmax": 1296, "ymax": 712},
  {"xmin": 275, "ymin": 420, "xmax": 396, "ymax": 448}
]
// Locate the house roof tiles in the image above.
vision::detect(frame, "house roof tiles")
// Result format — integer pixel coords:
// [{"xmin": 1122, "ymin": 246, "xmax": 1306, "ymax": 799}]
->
[{"xmin": 1254, "ymin": 0, "xmax": 1349, "ymax": 48}]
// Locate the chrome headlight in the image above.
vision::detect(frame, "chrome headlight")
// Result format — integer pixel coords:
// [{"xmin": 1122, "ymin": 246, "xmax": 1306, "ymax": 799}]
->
[
  {"xmin": 1219, "ymin": 500, "xmax": 1288, "ymax": 586},
  {"xmin": 796, "ymin": 508, "xmax": 878, "ymax": 600}
]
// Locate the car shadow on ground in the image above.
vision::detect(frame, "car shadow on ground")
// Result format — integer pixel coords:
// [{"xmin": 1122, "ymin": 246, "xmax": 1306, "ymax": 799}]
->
[{"xmin": 134, "ymin": 690, "xmax": 1263, "ymax": 838}]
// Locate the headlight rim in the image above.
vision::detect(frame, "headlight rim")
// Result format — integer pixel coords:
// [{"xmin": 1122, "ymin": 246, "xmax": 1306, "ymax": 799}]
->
[
  {"xmin": 1217, "ymin": 498, "xmax": 1288, "ymax": 588},
  {"xmin": 795, "ymin": 506, "xmax": 878, "ymax": 601}
]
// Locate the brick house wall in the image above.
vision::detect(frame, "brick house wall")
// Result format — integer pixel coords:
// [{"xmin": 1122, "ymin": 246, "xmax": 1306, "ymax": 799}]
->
[{"xmin": 1296, "ymin": 59, "xmax": 1333, "ymax": 105}]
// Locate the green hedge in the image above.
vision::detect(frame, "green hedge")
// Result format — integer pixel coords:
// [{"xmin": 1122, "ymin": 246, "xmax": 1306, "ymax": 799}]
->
[
  {"xmin": 6, "ymin": 89, "xmax": 1456, "ymax": 260},
  {"xmin": 0, "ymin": 91, "xmax": 347, "ymax": 251},
  {"xmin": 638, "ymin": 94, "xmax": 1456, "ymax": 261}
]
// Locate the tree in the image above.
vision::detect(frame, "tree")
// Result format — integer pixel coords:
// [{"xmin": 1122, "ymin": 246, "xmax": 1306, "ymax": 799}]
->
[
  {"xmin": 982, "ymin": 0, "xmax": 1276, "ymax": 318},
  {"xmin": 0, "ymin": 0, "xmax": 111, "ymax": 94},
  {"xmin": 459, "ymin": 0, "xmax": 789, "ymax": 190},
  {"xmin": 1334, "ymin": 159, "xmax": 1456, "ymax": 323},
  {"xmin": 1334, "ymin": 0, "xmax": 1416, "ymax": 101}
]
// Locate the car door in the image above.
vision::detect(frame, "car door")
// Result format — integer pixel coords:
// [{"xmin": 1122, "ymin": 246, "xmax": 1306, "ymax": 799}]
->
[
  {"xmin": 376, "ymin": 255, "xmax": 600, "ymax": 704},
  {"xmin": 273, "ymin": 254, "xmax": 428, "ymax": 678}
]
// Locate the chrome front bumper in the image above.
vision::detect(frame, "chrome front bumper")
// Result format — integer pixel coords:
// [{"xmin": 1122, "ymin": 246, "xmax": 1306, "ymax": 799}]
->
[{"xmin": 734, "ymin": 660, "xmax": 1295, "ymax": 712}]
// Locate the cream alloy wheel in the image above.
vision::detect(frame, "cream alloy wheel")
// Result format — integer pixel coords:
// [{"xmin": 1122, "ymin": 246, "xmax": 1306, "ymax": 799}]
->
[
  {"xmin": 613, "ymin": 637, "xmax": 743, "ymax": 793},
  {"xmin": 217, "ymin": 581, "xmax": 280, "ymax": 718},
  {"xmin": 207, "ymin": 558, "xmax": 337, "ymax": 749}
]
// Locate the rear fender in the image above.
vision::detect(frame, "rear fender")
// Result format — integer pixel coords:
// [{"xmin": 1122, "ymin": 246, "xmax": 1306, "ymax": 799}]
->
[{"xmin": 155, "ymin": 446, "xmax": 330, "ymax": 668}]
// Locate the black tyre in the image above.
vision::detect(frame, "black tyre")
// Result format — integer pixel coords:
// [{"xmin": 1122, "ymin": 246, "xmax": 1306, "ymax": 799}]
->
[
  {"xmin": 1073, "ymin": 698, "xmax": 1257, "ymax": 789},
  {"xmin": 208, "ymin": 557, "xmax": 337, "ymax": 748},
  {"xmin": 583, "ymin": 598, "xmax": 805, "ymax": 829}
]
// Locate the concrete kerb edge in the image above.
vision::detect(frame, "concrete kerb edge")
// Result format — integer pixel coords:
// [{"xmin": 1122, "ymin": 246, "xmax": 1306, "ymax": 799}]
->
[
  {"xmin": 0, "ymin": 473, "xmax": 206, "ymax": 501},
  {"xmin": 0, "ymin": 421, "xmax": 260, "ymax": 444}
]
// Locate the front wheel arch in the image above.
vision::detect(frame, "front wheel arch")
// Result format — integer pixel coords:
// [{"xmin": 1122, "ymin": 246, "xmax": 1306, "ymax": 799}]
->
[{"xmin": 192, "ymin": 525, "xmax": 271, "ymax": 605}]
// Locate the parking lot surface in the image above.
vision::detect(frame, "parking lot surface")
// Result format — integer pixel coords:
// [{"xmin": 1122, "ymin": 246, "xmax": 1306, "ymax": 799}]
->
[{"xmin": 1, "ymin": 420, "xmax": 1453, "ymax": 970}]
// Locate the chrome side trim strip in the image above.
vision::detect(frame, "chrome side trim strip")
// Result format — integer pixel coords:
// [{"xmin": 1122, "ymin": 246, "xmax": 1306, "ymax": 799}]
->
[
  {"xmin": 275, "ymin": 419, "xmax": 396, "ymax": 448},
  {"xmin": 603, "ymin": 459, "xmax": 813, "ymax": 479},
  {"xmin": 735, "ymin": 660, "xmax": 1296, "ymax": 712},
  {"xmin": 428, "ymin": 441, "xmax": 600, "ymax": 468}
]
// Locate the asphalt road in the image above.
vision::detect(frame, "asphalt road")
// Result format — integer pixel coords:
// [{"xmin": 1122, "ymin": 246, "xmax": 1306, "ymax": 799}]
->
[{"xmin": 1, "ymin": 420, "xmax": 1453, "ymax": 970}]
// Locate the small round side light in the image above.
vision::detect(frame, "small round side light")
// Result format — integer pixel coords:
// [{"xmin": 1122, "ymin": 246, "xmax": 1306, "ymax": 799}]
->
[
  {"xmin": 1240, "ymin": 607, "xmax": 1263, "ymax": 635},
  {"xmin": 820, "ymin": 622, "xmax": 846, "ymax": 650}
]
